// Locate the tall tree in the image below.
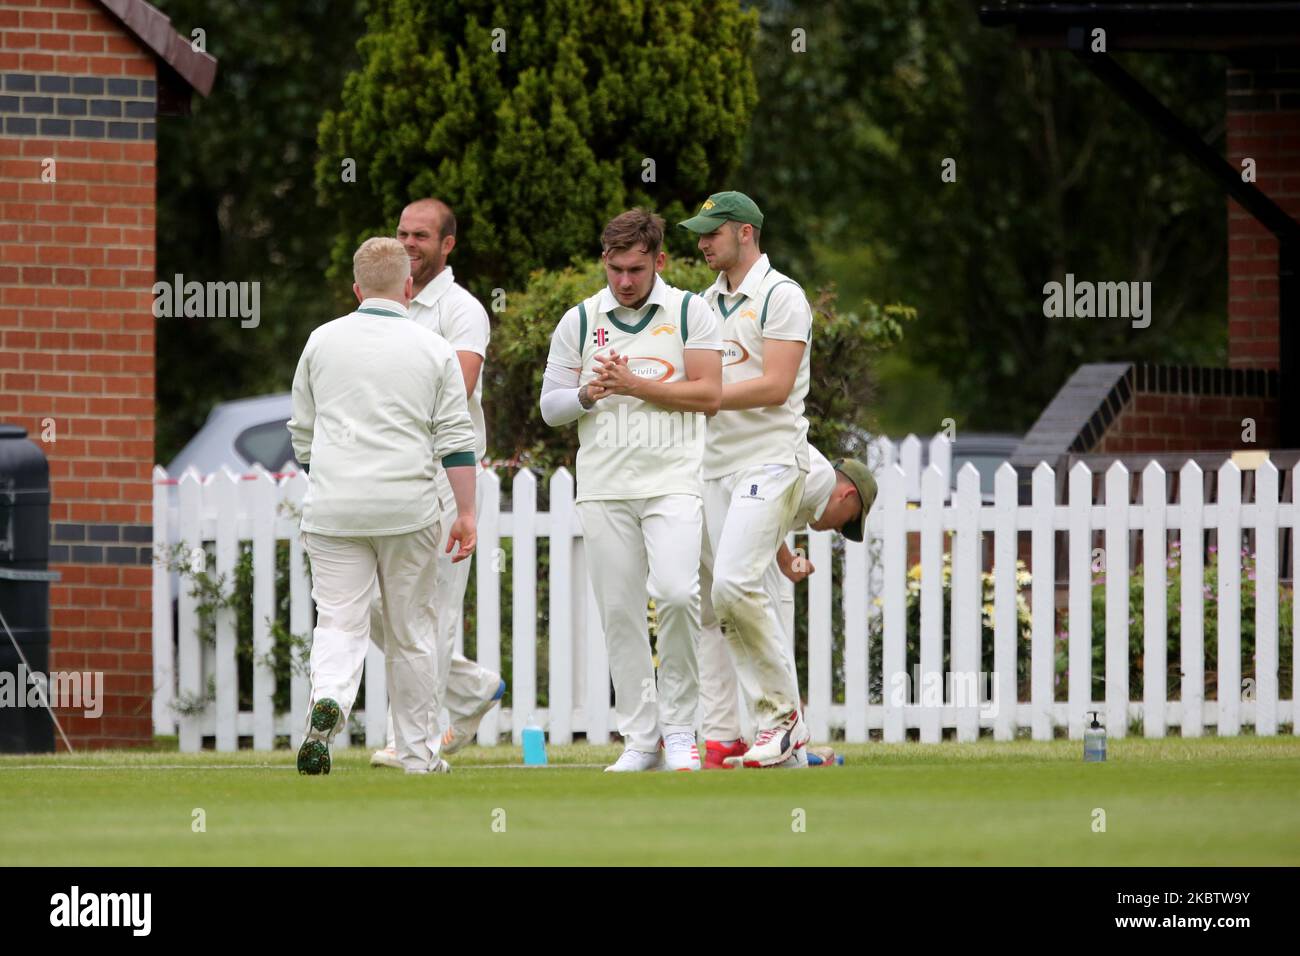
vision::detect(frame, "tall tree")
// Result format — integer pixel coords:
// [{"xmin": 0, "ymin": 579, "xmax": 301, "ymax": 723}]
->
[
  {"xmin": 152, "ymin": 0, "xmax": 368, "ymax": 462},
  {"xmin": 744, "ymin": 0, "xmax": 1227, "ymax": 434},
  {"xmin": 316, "ymin": 0, "xmax": 759, "ymax": 300}
]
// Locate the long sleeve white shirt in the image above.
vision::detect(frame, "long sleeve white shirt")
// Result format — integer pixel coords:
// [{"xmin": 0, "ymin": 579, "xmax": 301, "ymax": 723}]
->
[{"xmin": 287, "ymin": 297, "xmax": 477, "ymax": 536}]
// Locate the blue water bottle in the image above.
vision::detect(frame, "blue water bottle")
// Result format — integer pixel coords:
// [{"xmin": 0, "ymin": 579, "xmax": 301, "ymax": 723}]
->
[
  {"xmin": 522, "ymin": 714, "xmax": 547, "ymax": 766},
  {"xmin": 1084, "ymin": 711, "xmax": 1106, "ymax": 762}
]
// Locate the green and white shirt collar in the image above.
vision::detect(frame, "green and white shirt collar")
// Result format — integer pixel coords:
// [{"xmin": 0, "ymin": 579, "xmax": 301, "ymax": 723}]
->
[
  {"xmin": 596, "ymin": 273, "xmax": 670, "ymax": 316},
  {"xmin": 704, "ymin": 252, "xmax": 771, "ymax": 304},
  {"xmin": 413, "ymin": 266, "xmax": 456, "ymax": 310},
  {"xmin": 356, "ymin": 297, "xmax": 409, "ymax": 318}
]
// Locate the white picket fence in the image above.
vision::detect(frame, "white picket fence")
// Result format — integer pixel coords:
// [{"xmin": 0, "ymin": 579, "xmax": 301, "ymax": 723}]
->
[{"xmin": 150, "ymin": 435, "xmax": 1298, "ymax": 751}]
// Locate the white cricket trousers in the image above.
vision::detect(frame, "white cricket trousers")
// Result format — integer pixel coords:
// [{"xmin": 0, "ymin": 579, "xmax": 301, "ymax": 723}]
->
[
  {"xmin": 576, "ymin": 494, "xmax": 702, "ymax": 753},
  {"xmin": 702, "ymin": 463, "xmax": 805, "ymax": 731},
  {"xmin": 303, "ymin": 523, "xmax": 441, "ymax": 773},
  {"xmin": 698, "ymin": 549, "xmax": 800, "ymax": 742},
  {"xmin": 370, "ymin": 468, "xmax": 501, "ymax": 748}
]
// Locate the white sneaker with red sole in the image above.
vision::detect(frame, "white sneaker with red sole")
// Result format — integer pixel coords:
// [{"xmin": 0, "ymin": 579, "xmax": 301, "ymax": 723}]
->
[
  {"xmin": 663, "ymin": 732, "xmax": 701, "ymax": 771},
  {"xmin": 741, "ymin": 710, "xmax": 810, "ymax": 767}
]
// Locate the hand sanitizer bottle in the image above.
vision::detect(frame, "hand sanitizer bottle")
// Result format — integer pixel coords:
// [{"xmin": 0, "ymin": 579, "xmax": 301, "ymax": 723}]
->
[
  {"xmin": 522, "ymin": 714, "xmax": 547, "ymax": 766},
  {"xmin": 1084, "ymin": 711, "xmax": 1106, "ymax": 762}
]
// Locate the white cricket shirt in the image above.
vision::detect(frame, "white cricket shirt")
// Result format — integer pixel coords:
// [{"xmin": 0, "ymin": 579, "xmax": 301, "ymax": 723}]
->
[
  {"xmin": 287, "ymin": 297, "xmax": 478, "ymax": 536},
  {"xmin": 408, "ymin": 266, "xmax": 490, "ymax": 461},
  {"xmin": 546, "ymin": 275, "xmax": 721, "ymax": 503},
  {"xmin": 701, "ymin": 253, "xmax": 813, "ymax": 479},
  {"xmin": 789, "ymin": 445, "xmax": 837, "ymax": 532}
]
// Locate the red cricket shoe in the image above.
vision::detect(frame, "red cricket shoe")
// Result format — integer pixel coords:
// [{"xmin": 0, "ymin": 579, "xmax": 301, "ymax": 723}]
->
[{"xmin": 704, "ymin": 738, "xmax": 748, "ymax": 770}]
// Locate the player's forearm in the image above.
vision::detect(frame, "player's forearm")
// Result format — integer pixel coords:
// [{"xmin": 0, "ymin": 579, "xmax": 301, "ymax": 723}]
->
[
  {"xmin": 720, "ymin": 375, "xmax": 790, "ymax": 410},
  {"xmin": 445, "ymin": 465, "xmax": 477, "ymax": 519},
  {"xmin": 535, "ymin": 369, "xmax": 587, "ymax": 424},
  {"xmin": 777, "ymin": 542, "xmax": 794, "ymax": 570},
  {"xmin": 630, "ymin": 377, "xmax": 721, "ymax": 414}
]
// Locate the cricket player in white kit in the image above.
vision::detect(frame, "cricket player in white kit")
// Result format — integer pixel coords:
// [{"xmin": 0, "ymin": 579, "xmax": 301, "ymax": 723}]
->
[
  {"xmin": 698, "ymin": 443, "xmax": 878, "ymax": 768},
  {"xmin": 541, "ymin": 209, "xmax": 722, "ymax": 772},
  {"xmin": 288, "ymin": 237, "xmax": 478, "ymax": 775},
  {"xmin": 368, "ymin": 199, "xmax": 504, "ymax": 770},
  {"xmin": 679, "ymin": 190, "xmax": 817, "ymax": 767}
]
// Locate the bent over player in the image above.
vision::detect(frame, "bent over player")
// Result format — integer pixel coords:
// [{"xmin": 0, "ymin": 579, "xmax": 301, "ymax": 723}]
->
[{"xmin": 699, "ymin": 442, "xmax": 878, "ymax": 768}]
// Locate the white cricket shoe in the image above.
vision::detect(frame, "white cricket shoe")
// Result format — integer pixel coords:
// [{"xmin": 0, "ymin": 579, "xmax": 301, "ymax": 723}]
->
[
  {"xmin": 441, "ymin": 678, "xmax": 507, "ymax": 755},
  {"xmin": 370, "ymin": 746, "xmax": 402, "ymax": 770},
  {"xmin": 776, "ymin": 747, "xmax": 809, "ymax": 769},
  {"xmin": 604, "ymin": 749, "xmax": 663, "ymax": 773},
  {"xmin": 663, "ymin": 732, "xmax": 701, "ymax": 771},
  {"xmin": 741, "ymin": 709, "xmax": 810, "ymax": 768},
  {"xmin": 405, "ymin": 758, "xmax": 452, "ymax": 775}
]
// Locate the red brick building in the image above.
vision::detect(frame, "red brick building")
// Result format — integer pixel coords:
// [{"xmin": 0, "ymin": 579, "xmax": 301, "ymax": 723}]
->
[
  {"xmin": 1, "ymin": 0, "xmax": 214, "ymax": 748},
  {"xmin": 980, "ymin": 3, "xmax": 1300, "ymax": 475}
]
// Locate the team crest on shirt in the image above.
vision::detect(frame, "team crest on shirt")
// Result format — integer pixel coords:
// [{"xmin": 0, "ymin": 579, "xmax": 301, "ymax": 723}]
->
[
  {"xmin": 593, "ymin": 327, "xmax": 608, "ymax": 347},
  {"xmin": 627, "ymin": 356, "xmax": 675, "ymax": 381},
  {"xmin": 650, "ymin": 323, "xmax": 675, "ymax": 336},
  {"xmin": 722, "ymin": 339, "xmax": 750, "ymax": 366},
  {"xmin": 740, "ymin": 308, "xmax": 757, "ymax": 322}
]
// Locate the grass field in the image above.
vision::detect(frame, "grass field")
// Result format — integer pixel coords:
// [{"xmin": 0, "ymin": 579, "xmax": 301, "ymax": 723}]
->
[{"xmin": 2, "ymin": 737, "xmax": 1298, "ymax": 865}]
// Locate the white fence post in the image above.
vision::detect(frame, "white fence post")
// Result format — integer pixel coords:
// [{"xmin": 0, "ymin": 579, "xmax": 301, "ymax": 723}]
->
[
  {"xmin": 919, "ymin": 465, "xmax": 946, "ymax": 743},
  {"xmin": 993, "ymin": 462, "xmax": 1018, "ymax": 742},
  {"xmin": 1255, "ymin": 460, "xmax": 1279, "ymax": 736},
  {"xmin": 150, "ymin": 466, "xmax": 175, "ymax": 737},
  {"xmin": 843, "ymin": 531, "xmax": 868, "ymax": 744},
  {"xmin": 1179, "ymin": 461, "xmax": 1205, "ymax": 738},
  {"xmin": 212, "ymin": 469, "xmax": 239, "ymax": 751},
  {"xmin": 175, "ymin": 469, "xmax": 202, "ymax": 752},
  {"xmin": 1104, "ymin": 463, "xmax": 1130, "ymax": 739},
  {"xmin": 1218, "ymin": 461, "xmax": 1243, "ymax": 736},
  {"xmin": 806, "ymin": 529, "xmax": 833, "ymax": 741},
  {"xmin": 1030, "ymin": 463, "xmax": 1055, "ymax": 741},
  {"xmin": 952, "ymin": 463, "xmax": 981, "ymax": 742},
  {"xmin": 1067, "ymin": 462, "xmax": 1093, "ymax": 740},
  {"xmin": 1141, "ymin": 462, "xmax": 1168, "ymax": 738},
  {"xmin": 1292, "ymin": 463, "xmax": 1299, "ymax": 738},
  {"xmin": 881, "ymin": 464, "xmax": 907, "ymax": 743},
  {"xmin": 248, "ymin": 466, "xmax": 277, "ymax": 750}
]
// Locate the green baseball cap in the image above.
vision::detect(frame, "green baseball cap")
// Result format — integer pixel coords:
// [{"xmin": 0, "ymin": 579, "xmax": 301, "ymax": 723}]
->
[
  {"xmin": 832, "ymin": 458, "xmax": 878, "ymax": 543},
  {"xmin": 678, "ymin": 191, "xmax": 764, "ymax": 233}
]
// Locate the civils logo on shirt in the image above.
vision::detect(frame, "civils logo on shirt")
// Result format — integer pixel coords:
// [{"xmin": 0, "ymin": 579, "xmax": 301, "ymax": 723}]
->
[{"xmin": 50, "ymin": 886, "xmax": 151, "ymax": 936}]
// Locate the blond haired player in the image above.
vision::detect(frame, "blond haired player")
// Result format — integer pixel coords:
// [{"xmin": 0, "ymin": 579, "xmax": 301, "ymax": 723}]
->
[
  {"xmin": 288, "ymin": 237, "xmax": 477, "ymax": 775},
  {"xmin": 542, "ymin": 209, "xmax": 722, "ymax": 772},
  {"xmin": 679, "ymin": 190, "xmax": 816, "ymax": 767}
]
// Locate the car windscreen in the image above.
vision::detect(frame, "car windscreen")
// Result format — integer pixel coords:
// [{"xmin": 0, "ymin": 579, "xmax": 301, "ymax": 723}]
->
[{"xmin": 235, "ymin": 420, "xmax": 295, "ymax": 471}]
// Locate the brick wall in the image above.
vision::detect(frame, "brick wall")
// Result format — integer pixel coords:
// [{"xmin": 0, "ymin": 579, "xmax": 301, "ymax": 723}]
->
[
  {"xmin": 1226, "ymin": 53, "xmax": 1300, "ymax": 370},
  {"xmin": 1, "ymin": 0, "xmax": 157, "ymax": 748},
  {"xmin": 1093, "ymin": 366, "xmax": 1278, "ymax": 454}
]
